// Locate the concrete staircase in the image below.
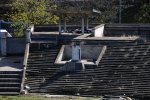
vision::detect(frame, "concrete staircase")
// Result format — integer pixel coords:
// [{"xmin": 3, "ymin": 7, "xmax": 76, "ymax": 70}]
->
[
  {"xmin": 0, "ymin": 71, "xmax": 22, "ymax": 95},
  {"xmin": 81, "ymin": 43, "xmax": 150, "ymax": 97},
  {"xmin": 25, "ymin": 43, "xmax": 62, "ymax": 93},
  {"xmin": 25, "ymin": 42, "xmax": 150, "ymax": 98}
]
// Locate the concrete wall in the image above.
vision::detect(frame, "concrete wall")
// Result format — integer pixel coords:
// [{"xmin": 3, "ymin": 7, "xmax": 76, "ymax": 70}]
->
[
  {"xmin": 104, "ymin": 24, "xmax": 150, "ymax": 39},
  {"xmin": 63, "ymin": 45, "xmax": 102, "ymax": 61},
  {"xmin": 6, "ymin": 38, "xmax": 26, "ymax": 55}
]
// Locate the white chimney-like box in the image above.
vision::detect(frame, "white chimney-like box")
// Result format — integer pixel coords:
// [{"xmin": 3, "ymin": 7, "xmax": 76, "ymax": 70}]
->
[{"xmin": 92, "ymin": 24, "xmax": 105, "ymax": 37}]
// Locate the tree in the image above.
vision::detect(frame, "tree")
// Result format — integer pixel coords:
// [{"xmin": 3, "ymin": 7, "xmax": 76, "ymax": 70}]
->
[
  {"xmin": 91, "ymin": 0, "xmax": 118, "ymax": 23},
  {"xmin": 0, "ymin": 0, "xmax": 12, "ymax": 20},
  {"xmin": 136, "ymin": 4, "xmax": 150, "ymax": 23},
  {"xmin": 8, "ymin": 0, "xmax": 58, "ymax": 37},
  {"xmin": 55, "ymin": 0, "xmax": 118, "ymax": 23}
]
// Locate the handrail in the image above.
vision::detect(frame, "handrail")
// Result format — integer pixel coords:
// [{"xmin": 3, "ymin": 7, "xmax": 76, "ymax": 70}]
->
[
  {"xmin": 23, "ymin": 43, "xmax": 30, "ymax": 66},
  {"xmin": 96, "ymin": 46, "xmax": 107, "ymax": 65},
  {"xmin": 20, "ymin": 43, "xmax": 30, "ymax": 93}
]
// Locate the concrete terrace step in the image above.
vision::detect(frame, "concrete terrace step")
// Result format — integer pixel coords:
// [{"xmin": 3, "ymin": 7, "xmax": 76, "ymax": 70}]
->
[
  {"xmin": 0, "ymin": 71, "xmax": 22, "ymax": 74},
  {"xmin": 0, "ymin": 87, "xmax": 20, "ymax": 89},
  {"xmin": 0, "ymin": 74, "xmax": 22, "ymax": 78},
  {"xmin": 0, "ymin": 83, "xmax": 20, "ymax": 87},
  {"xmin": 0, "ymin": 92, "xmax": 20, "ymax": 95},
  {"xmin": 0, "ymin": 70, "xmax": 22, "ymax": 95},
  {"xmin": 25, "ymin": 43, "xmax": 150, "ymax": 97}
]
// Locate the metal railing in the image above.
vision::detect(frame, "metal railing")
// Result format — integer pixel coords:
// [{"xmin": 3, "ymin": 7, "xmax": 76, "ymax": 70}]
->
[{"xmin": 20, "ymin": 42, "xmax": 30, "ymax": 93}]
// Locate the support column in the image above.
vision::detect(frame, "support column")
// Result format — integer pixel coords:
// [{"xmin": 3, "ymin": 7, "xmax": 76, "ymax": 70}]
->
[
  {"xmin": 63, "ymin": 17, "xmax": 66, "ymax": 32},
  {"xmin": 81, "ymin": 17, "xmax": 85, "ymax": 33},
  {"xmin": 26, "ymin": 29, "xmax": 31, "ymax": 43},
  {"xmin": 59, "ymin": 17, "xmax": 62, "ymax": 35},
  {"xmin": 86, "ymin": 17, "xmax": 89, "ymax": 30},
  {"xmin": 26, "ymin": 25, "xmax": 34, "ymax": 43},
  {"xmin": 72, "ymin": 43, "xmax": 81, "ymax": 62},
  {"xmin": 0, "ymin": 31, "xmax": 7, "ymax": 56}
]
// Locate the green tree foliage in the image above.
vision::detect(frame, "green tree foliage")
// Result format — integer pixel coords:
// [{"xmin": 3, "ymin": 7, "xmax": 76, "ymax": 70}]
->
[
  {"xmin": 8, "ymin": 0, "xmax": 58, "ymax": 37},
  {"xmin": 91, "ymin": 0, "xmax": 118, "ymax": 23},
  {"xmin": 136, "ymin": 4, "xmax": 150, "ymax": 23},
  {"xmin": 56, "ymin": 0, "xmax": 118, "ymax": 23},
  {"xmin": 0, "ymin": 0, "xmax": 12, "ymax": 20}
]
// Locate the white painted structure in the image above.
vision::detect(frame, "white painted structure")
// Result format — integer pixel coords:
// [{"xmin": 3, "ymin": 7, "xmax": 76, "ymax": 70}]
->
[
  {"xmin": 0, "ymin": 30, "xmax": 12, "ymax": 37},
  {"xmin": 93, "ymin": 24, "xmax": 105, "ymax": 37}
]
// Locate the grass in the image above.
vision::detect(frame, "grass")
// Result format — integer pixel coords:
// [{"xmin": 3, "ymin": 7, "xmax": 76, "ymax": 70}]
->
[{"xmin": 0, "ymin": 95, "xmax": 97, "ymax": 100}]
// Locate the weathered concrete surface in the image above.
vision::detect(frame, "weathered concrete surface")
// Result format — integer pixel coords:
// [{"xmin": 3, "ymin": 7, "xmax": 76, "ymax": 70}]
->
[
  {"xmin": 55, "ymin": 45, "xmax": 103, "ymax": 65},
  {"xmin": 64, "ymin": 45, "xmax": 103, "ymax": 60},
  {"xmin": 33, "ymin": 32, "xmax": 79, "ymax": 35},
  {"xmin": 74, "ymin": 36, "xmax": 139, "ymax": 41},
  {"xmin": 104, "ymin": 24, "xmax": 150, "ymax": 39},
  {"xmin": 0, "ymin": 56, "xmax": 23, "ymax": 71},
  {"xmin": 7, "ymin": 38, "xmax": 26, "ymax": 55}
]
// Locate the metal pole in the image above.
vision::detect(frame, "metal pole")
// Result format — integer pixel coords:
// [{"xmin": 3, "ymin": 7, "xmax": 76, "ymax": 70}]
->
[
  {"xmin": 86, "ymin": 17, "xmax": 89, "ymax": 30},
  {"xmin": 119, "ymin": 0, "xmax": 122, "ymax": 23},
  {"xmin": 59, "ymin": 17, "xmax": 61, "ymax": 35},
  {"xmin": 81, "ymin": 17, "xmax": 84, "ymax": 33},
  {"xmin": 64, "ymin": 17, "xmax": 66, "ymax": 32}
]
